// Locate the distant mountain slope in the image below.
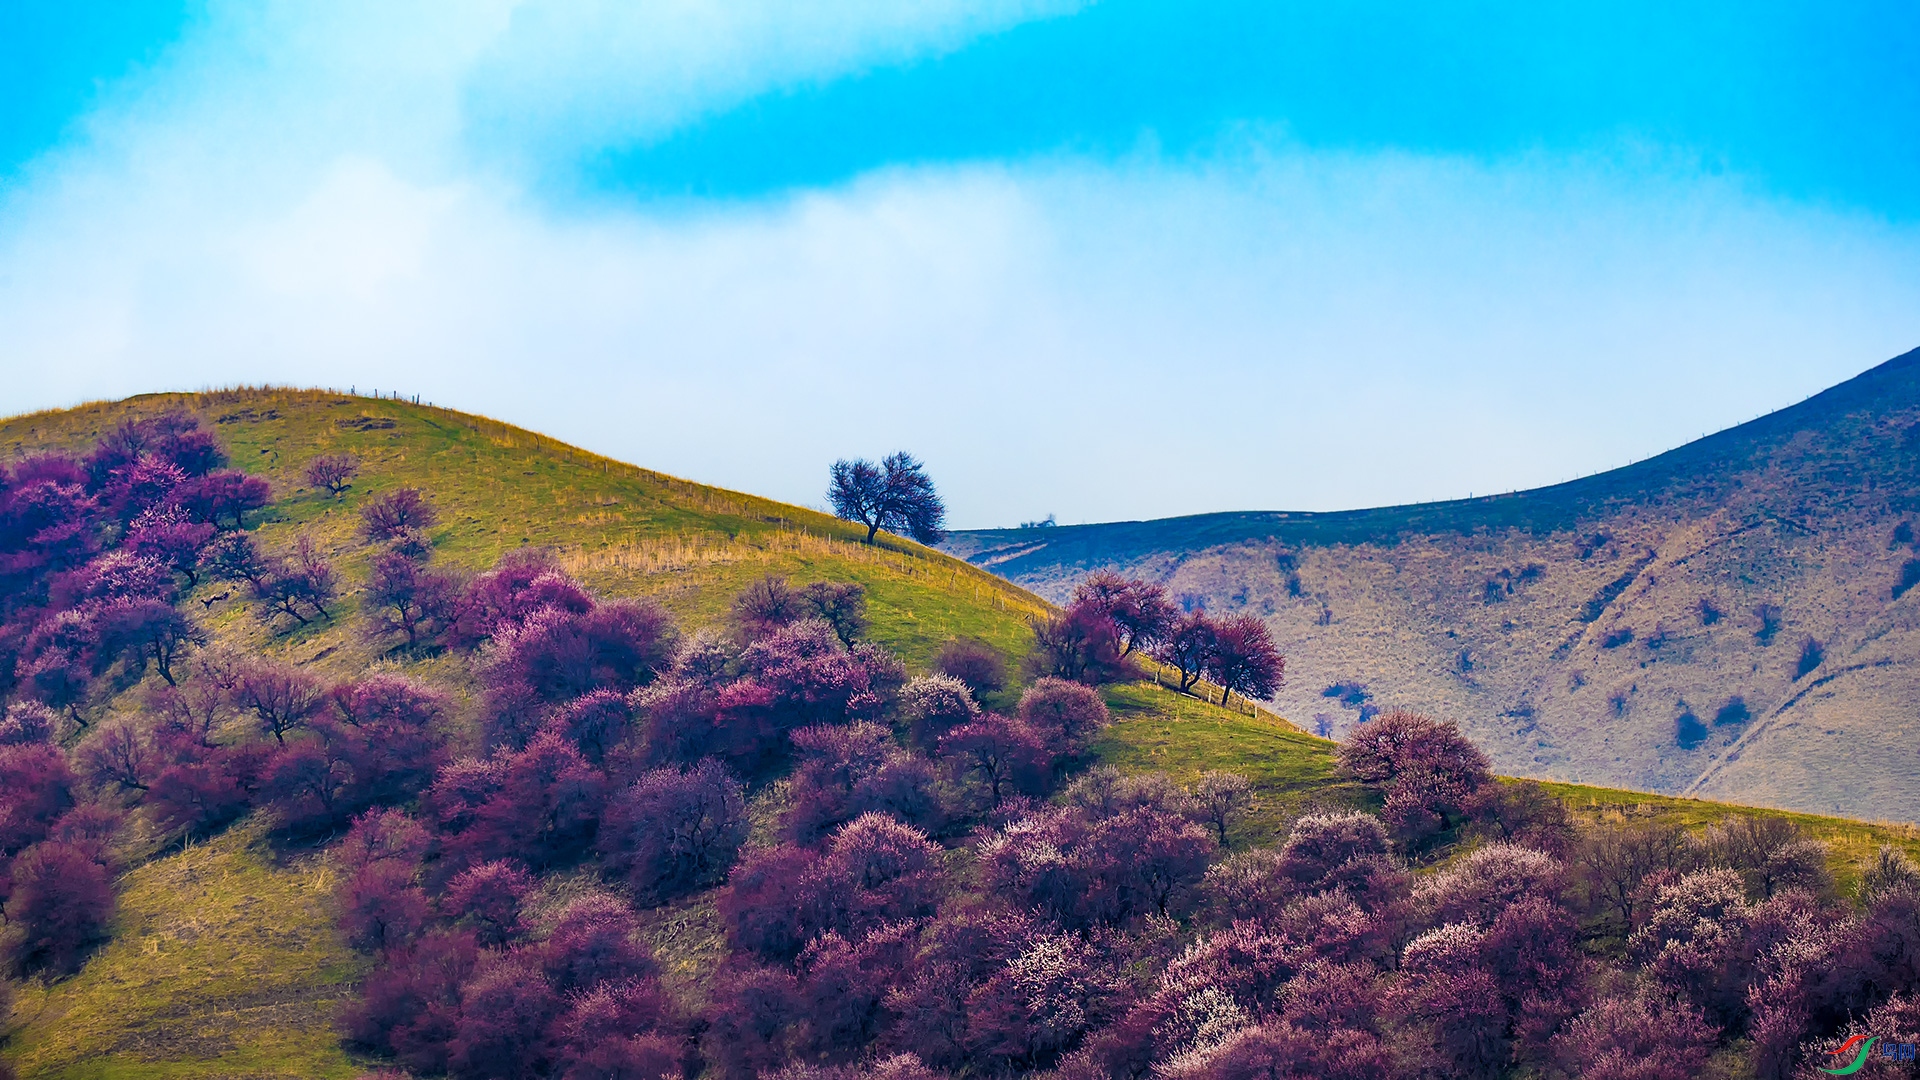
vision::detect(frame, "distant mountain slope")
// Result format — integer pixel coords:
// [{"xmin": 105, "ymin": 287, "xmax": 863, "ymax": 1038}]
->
[{"xmin": 947, "ymin": 347, "xmax": 1920, "ymax": 821}]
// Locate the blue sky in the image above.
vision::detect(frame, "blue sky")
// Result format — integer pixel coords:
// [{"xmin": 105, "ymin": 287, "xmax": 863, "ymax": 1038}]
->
[{"xmin": 2, "ymin": 2, "xmax": 1917, "ymax": 527}]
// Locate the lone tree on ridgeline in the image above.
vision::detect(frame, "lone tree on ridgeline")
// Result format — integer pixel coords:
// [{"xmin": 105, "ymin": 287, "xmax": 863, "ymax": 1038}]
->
[{"xmin": 828, "ymin": 452, "xmax": 946, "ymax": 544}]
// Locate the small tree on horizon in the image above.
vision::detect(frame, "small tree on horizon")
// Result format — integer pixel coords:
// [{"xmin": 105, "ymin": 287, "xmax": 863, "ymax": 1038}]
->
[{"xmin": 828, "ymin": 452, "xmax": 946, "ymax": 544}]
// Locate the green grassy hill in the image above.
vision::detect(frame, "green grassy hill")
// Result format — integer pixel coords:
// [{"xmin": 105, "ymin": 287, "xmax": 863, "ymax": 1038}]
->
[
  {"xmin": 4, "ymin": 388, "xmax": 1919, "ymax": 1079},
  {"xmin": 0, "ymin": 388, "xmax": 1051, "ymax": 1079},
  {"xmin": 947, "ymin": 347, "xmax": 1920, "ymax": 821},
  {"xmin": 0, "ymin": 388, "xmax": 1050, "ymax": 676}
]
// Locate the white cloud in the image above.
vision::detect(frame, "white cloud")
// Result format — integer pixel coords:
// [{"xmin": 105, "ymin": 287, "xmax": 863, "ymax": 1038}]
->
[
  {"xmin": 1, "ymin": 3, "xmax": 1917, "ymax": 527},
  {"xmin": 461, "ymin": 0, "xmax": 1092, "ymax": 167}
]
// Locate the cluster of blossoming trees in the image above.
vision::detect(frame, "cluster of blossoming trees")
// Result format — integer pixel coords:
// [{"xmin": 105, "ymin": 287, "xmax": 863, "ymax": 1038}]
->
[
  {"xmin": 0, "ymin": 411, "xmax": 466, "ymax": 978},
  {"xmin": 1028, "ymin": 570, "xmax": 1286, "ymax": 706},
  {"xmin": 3, "ymin": 416, "xmax": 1919, "ymax": 1080},
  {"xmin": 326, "ymin": 550, "xmax": 1171, "ymax": 1078},
  {"xmin": 0, "ymin": 411, "xmax": 272, "ymax": 975},
  {"xmin": 324, "ymin": 560, "xmax": 1917, "ymax": 1080}
]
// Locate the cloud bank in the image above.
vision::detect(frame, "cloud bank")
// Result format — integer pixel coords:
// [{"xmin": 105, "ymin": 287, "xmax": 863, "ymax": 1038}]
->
[{"xmin": 2, "ymin": 2, "xmax": 1916, "ymax": 527}]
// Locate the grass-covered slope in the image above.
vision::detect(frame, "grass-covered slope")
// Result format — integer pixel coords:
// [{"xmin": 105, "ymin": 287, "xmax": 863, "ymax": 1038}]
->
[
  {"xmin": 1094, "ymin": 685, "xmax": 1920, "ymax": 894},
  {"xmin": 4, "ymin": 387, "xmax": 1919, "ymax": 1079},
  {"xmin": 0, "ymin": 388, "xmax": 1053, "ymax": 1078},
  {"xmin": 5, "ymin": 821, "xmax": 361, "ymax": 1080},
  {"xmin": 0, "ymin": 388, "xmax": 1050, "ymax": 679}
]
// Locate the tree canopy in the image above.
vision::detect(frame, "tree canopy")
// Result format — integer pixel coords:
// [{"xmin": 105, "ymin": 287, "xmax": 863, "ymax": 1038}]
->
[{"xmin": 828, "ymin": 452, "xmax": 947, "ymax": 544}]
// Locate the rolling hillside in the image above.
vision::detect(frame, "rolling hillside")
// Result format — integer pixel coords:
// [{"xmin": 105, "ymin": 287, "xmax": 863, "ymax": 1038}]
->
[
  {"xmin": 0, "ymin": 389, "xmax": 1052, "ymax": 675},
  {"xmin": 7, "ymin": 386, "xmax": 1920, "ymax": 1080},
  {"xmin": 0, "ymin": 388, "xmax": 1048, "ymax": 1079},
  {"xmin": 947, "ymin": 347, "xmax": 1920, "ymax": 821}
]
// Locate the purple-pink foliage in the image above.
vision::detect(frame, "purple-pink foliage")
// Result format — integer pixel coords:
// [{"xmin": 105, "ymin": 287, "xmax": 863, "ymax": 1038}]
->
[
  {"xmin": 448, "ymin": 952, "xmax": 560, "ymax": 1079},
  {"xmin": 962, "ymin": 928, "xmax": 1128, "ymax": 1073},
  {"xmin": 1015, "ymin": 677, "xmax": 1111, "ymax": 757},
  {"xmin": 933, "ymin": 637, "xmax": 1006, "ymax": 700},
  {"xmin": 446, "ymin": 549, "xmax": 592, "ymax": 649},
  {"xmin": 365, "ymin": 551, "xmax": 459, "ymax": 648},
  {"xmin": 1153, "ymin": 610, "xmax": 1219, "ymax": 695},
  {"xmin": 901, "ymin": 674, "xmax": 979, "ymax": 750},
  {"xmin": 442, "ymin": 861, "xmax": 532, "ymax": 947},
  {"xmin": 1071, "ymin": 571, "xmax": 1178, "ymax": 657},
  {"xmin": 1028, "ymin": 600, "xmax": 1129, "ymax": 686},
  {"xmin": 1174, "ymin": 1022, "xmax": 1392, "ymax": 1080},
  {"xmin": 175, "ymin": 470, "xmax": 271, "ymax": 530},
  {"xmin": 743, "ymin": 619, "xmax": 898, "ymax": 727},
  {"xmin": 1550, "ymin": 993, "xmax": 1716, "ymax": 1080},
  {"xmin": 429, "ymin": 730, "xmax": 605, "ymax": 871},
  {"xmin": 938, "ymin": 712, "xmax": 1051, "ymax": 805},
  {"xmin": 1204, "ymin": 614, "xmax": 1285, "ymax": 706},
  {"xmin": 637, "ymin": 619, "xmax": 903, "ymax": 776},
  {"xmin": 733, "ymin": 574, "xmax": 806, "ymax": 640},
  {"xmin": 599, "ymin": 758, "xmax": 748, "ymax": 901},
  {"xmin": 786, "ymin": 721, "xmax": 950, "ymax": 841},
  {"xmin": 0, "ymin": 743, "xmax": 78, "ymax": 860},
  {"xmin": 338, "ymin": 928, "xmax": 481, "ymax": 1072},
  {"xmin": 333, "ymin": 810, "xmax": 432, "ymax": 952},
  {"xmin": 554, "ymin": 979, "xmax": 680, "ymax": 1080},
  {"xmin": 1339, "ymin": 710, "xmax": 1492, "ymax": 847},
  {"xmin": 721, "ymin": 813, "xmax": 946, "ymax": 963},
  {"xmin": 551, "ymin": 689, "xmax": 630, "ymax": 764},
  {"xmin": 360, "ymin": 487, "xmax": 438, "ymax": 542},
  {"xmin": 477, "ymin": 595, "xmax": 675, "ymax": 750},
  {"xmin": 1275, "ymin": 811, "xmax": 1392, "ymax": 890},
  {"xmin": 980, "ymin": 803, "xmax": 1217, "ymax": 928},
  {"xmin": 540, "ymin": 893, "xmax": 658, "ymax": 995},
  {"xmin": 305, "ymin": 453, "xmax": 359, "ymax": 496},
  {"xmin": 4, "ymin": 837, "xmax": 116, "ymax": 975},
  {"xmin": 1413, "ymin": 842, "xmax": 1564, "ymax": 927},
  {"xmin": 1628, "ymin": 868, "xmax": 1757, "ymax": 1031}
]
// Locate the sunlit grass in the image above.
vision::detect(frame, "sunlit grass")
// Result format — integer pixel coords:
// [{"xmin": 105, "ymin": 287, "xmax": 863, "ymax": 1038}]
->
[
  {"xmin": 0, "ymin": 388, "xmax": 1050, "ymax": 679},
  {"xmin": 1093, "ymin": 682, "xmax": 1372, "ymax": 846},
  {"xmin": 1093, "ymin": 681, "xmax": 1920, "ymax": 884},
  {"xmin": 4, "ymin": 819, "xmax": 366, "ymax": 1080}
]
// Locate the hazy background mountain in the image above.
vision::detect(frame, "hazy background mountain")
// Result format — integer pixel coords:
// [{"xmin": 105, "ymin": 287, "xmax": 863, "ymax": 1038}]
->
[{"xmin": 946, "ymin": 347, "xmax": 1920, "ymax": 821}]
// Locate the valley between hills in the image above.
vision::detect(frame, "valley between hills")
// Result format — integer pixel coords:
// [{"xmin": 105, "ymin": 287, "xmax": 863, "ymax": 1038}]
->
[{"xmin": 947, "ymin": 347, "xmax": 1920, "ymax": 823}]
